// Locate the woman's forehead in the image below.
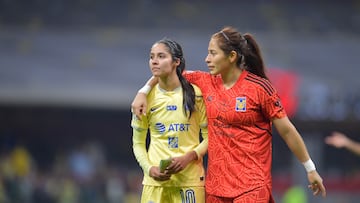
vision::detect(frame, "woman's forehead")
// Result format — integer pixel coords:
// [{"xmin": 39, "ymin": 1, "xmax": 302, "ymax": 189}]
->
[
  {"xmin": 208, "ymin": 38, "xmax": 220, "ymax": 49},
  {"xmin": 151, "ymin": 43, "xmax": 169, "ymax": 53}
]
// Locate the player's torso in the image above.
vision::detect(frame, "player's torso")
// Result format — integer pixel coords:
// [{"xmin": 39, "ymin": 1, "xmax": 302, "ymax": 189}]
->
[
  {"xmin": 144, "ymin": 85, "xmax": 205, "ymax": 187},
  {"xmin": 202, "ymin": 75, "xmax": 268, "ymax": 133},
  {"xmin": 147, "ymin": 85, "xmax": 200, "ymax": 156},
  {"xmin": 198, "ymin": 73, "xmax": 274, "ymax": 196}
]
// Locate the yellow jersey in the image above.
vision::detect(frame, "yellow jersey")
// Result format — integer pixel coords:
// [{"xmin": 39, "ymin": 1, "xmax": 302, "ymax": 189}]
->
[{"xmin": 132, "ymin": 84, "xmax": 208, "ymax": 187}]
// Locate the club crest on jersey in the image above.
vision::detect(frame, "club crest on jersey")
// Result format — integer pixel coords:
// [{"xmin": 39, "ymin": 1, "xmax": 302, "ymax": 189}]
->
[
  {"xmin": 168, "ymin": 137, "xmax": 179, "ymax": 148},
  {"xmin": 235, "ymin": 97, "xmax": 246, "ymax": 112}
]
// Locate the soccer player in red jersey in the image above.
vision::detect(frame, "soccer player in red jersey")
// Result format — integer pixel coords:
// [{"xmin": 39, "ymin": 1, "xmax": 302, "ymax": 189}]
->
[{"xmin": 132, "ymin": 26, "xmax": 326, "ymax": 202}]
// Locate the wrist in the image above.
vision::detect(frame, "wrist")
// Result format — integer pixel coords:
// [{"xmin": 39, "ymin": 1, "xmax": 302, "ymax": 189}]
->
[
  {"xmin": 302, "ymin": 159, "xmax": 316, "ymax": 172},
  {"xmin": 138, "ymin": 84, "xmax": 151, "ymax": 95},
  {"xmin": 190, "ymin": 151, "xmax": 198, "ymax": 161},
  {"xmin": 148, "ymin": 166, "xmax": 155, "ymax": 177}
]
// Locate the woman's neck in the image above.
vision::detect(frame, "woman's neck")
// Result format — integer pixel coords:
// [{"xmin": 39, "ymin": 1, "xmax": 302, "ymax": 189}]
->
[
  {"xmin": 158, "ymin": 74, "xmax": 181, "ymax": 91},
  {"xmin": 221, "ymin": 67, "xmax": 243, "ymax": 89}
]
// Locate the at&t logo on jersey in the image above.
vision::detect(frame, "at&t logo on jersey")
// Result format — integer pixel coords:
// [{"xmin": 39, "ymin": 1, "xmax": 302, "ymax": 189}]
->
[
  {"xmin": 155, "ymin": 123, "xmax": 190, "ymax": 134},
  {"xmin": 155, "ymin": 123, "xmax": 166, "ymax": 134},
  {"xmin": 235, "ymin": 97, "xmax": 246, "ymax": 112}
]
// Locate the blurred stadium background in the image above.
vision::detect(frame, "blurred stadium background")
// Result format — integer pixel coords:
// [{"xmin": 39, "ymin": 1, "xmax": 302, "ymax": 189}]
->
[{"xmin": 0, "ymin": 0, "xmax": 360, "ymax": 202}]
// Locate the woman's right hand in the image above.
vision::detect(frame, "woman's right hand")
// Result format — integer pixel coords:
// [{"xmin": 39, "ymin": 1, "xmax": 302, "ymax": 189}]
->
[
  {"xmin": 149, "ymin": 166, "xmax": 171, "ymax": 181},
  {"xmin": 131, "ymin": 92, "xmax": 148, "ymax": 120}
]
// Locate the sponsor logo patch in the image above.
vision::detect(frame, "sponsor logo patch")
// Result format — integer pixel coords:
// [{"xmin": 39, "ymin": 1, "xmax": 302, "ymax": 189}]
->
[
  {"xmin": 166, "ymin": 105, "xmax": 177, "ymax": 111},
  {"xmin": 155, "ymin": 122, "xmax": 166, "ymax": 134}
]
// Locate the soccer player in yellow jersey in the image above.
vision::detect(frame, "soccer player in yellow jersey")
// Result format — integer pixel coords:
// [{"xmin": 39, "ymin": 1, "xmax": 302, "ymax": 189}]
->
[{"xmin": 131, "ymin": 38, "xmax": 208, "ymax": 203}]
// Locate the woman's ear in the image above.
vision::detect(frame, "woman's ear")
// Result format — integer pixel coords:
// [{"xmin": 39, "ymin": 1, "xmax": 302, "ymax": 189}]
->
[
  {"xmin": 229, "ymin": 50, "xmax": 238, "ymax": 63},
  {"xmin": 175, "ymin": 58, "xmax": 181, "ymax": 66}
]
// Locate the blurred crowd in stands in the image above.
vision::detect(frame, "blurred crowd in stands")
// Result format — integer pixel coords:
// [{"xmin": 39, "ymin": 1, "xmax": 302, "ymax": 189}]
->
[{"xmin": 0, "ymin": 141, "xmax": 142, "ymax": 203}]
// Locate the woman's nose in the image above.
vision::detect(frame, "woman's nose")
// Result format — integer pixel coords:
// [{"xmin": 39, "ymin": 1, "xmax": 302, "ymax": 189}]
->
[{"xmin": 205, "ymin": 55, "xmax": 210, "ymax": 63}]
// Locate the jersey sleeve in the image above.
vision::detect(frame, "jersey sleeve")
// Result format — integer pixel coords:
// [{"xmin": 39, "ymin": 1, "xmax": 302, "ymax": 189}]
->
[
  {"xmin": 261, "ymin": 85, "xmax": 287, "ymax": 120},
  {"xmin": 183, "ymin": 70, "xmax": 206, "ymax": 87},
  {"xmin": 131, "ymin": 110, "xmax": 152, "ymax": 175},
  {"xmin": 132, "ymin": 127, "xmax": 152, "ymax": 176}
]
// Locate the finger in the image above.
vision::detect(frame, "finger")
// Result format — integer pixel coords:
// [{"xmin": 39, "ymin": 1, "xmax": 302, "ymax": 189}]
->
[
  {"xmin": 142, "ymin": 104, "xmax": 147, "ymax": 115},
  {"xmin": 155, "ymin": 175, "xmax": 169, "ymax": 181},
  {"xmin": 136, "ymin": 106, "xmax": 147, "ymax": 119},
  {"xmin": 166, "ymin": 163, "xmax": 179, "ymax": 174},
  {"xmin": 312, "ymin": 186, "xmax": 319, "ymax": 195},
  {"xmin": 308, "ymin": 183, "xmax": 317, "ymax": 193},
  {"xmin": 310, "ymin": 182, "xmax": 325, "ymax": 197},
  {"xmin": 165, "ymin": 166, "xmax": 175, "ymax": 174},
  {"xmin": 319, "ymin": 184, "xmax": 327, "ymax": 197},
  {"xmin": 135, "ymin": 108, "xmax": 143, "ymax": 120},
  {"xmin": 160, "ymin": 174, "xmax": 171, "ymax": 180},
  {"xmin": 173, "ymin": 164, "xmax": 183, "ymax": 173},
  {"xmin": 167, "ymin": 160, "xmax": 177, "ymax": 169}
]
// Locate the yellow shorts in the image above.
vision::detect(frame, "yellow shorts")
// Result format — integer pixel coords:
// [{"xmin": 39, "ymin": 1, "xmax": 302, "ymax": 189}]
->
[{"xmin": 141, "ymin": 185, "xmax": 205, "ymax": 203}]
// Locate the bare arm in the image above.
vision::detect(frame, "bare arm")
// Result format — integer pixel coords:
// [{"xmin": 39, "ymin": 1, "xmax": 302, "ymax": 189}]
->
[
  {"xmin": 325, "ymin": 131, "xmax": 360, "ymax": 156},
  {"xmin": 131, "ymin": 76, "xmax": 159, "ymax": 119},
  {"xmin": 274, "ymin": 117, "xmax": 310, "ymax": 162},
  {"xmin": 273, "ymin": 116, "xmax": 326, "ymax": 197}
]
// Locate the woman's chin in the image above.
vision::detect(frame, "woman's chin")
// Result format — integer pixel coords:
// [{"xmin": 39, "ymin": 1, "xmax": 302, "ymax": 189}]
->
[{"xmin": 209, "ymin": 70, "xmax": 218, "ymax": 75}]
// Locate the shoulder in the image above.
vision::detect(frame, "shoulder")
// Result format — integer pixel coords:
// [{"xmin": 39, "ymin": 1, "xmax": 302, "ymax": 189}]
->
[
  {"xmin": 244, "ymin": 72, "xmax": 276, "ymax": 96},
  {"xmin": 147, "ymin": 84, "xmax": 159, "ymax": 99},
  {"xmin": 191, "ymin": 84, "xmax": 203, "ymax": 97},
  {"xmin": 184, "ymin": 70, "xmax": 211, "ymax": 78}
]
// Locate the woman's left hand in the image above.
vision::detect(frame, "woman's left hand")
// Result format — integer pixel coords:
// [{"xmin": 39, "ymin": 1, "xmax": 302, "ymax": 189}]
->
[{"xmin": 307, "ymin": 170, "xmax": 326, "ymax": 197}]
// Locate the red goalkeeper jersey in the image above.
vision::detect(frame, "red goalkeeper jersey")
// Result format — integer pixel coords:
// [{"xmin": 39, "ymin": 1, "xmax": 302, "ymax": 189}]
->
[{"xmin": 184, "ymin": 70, "xmax": 286, "ymax": 197}]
